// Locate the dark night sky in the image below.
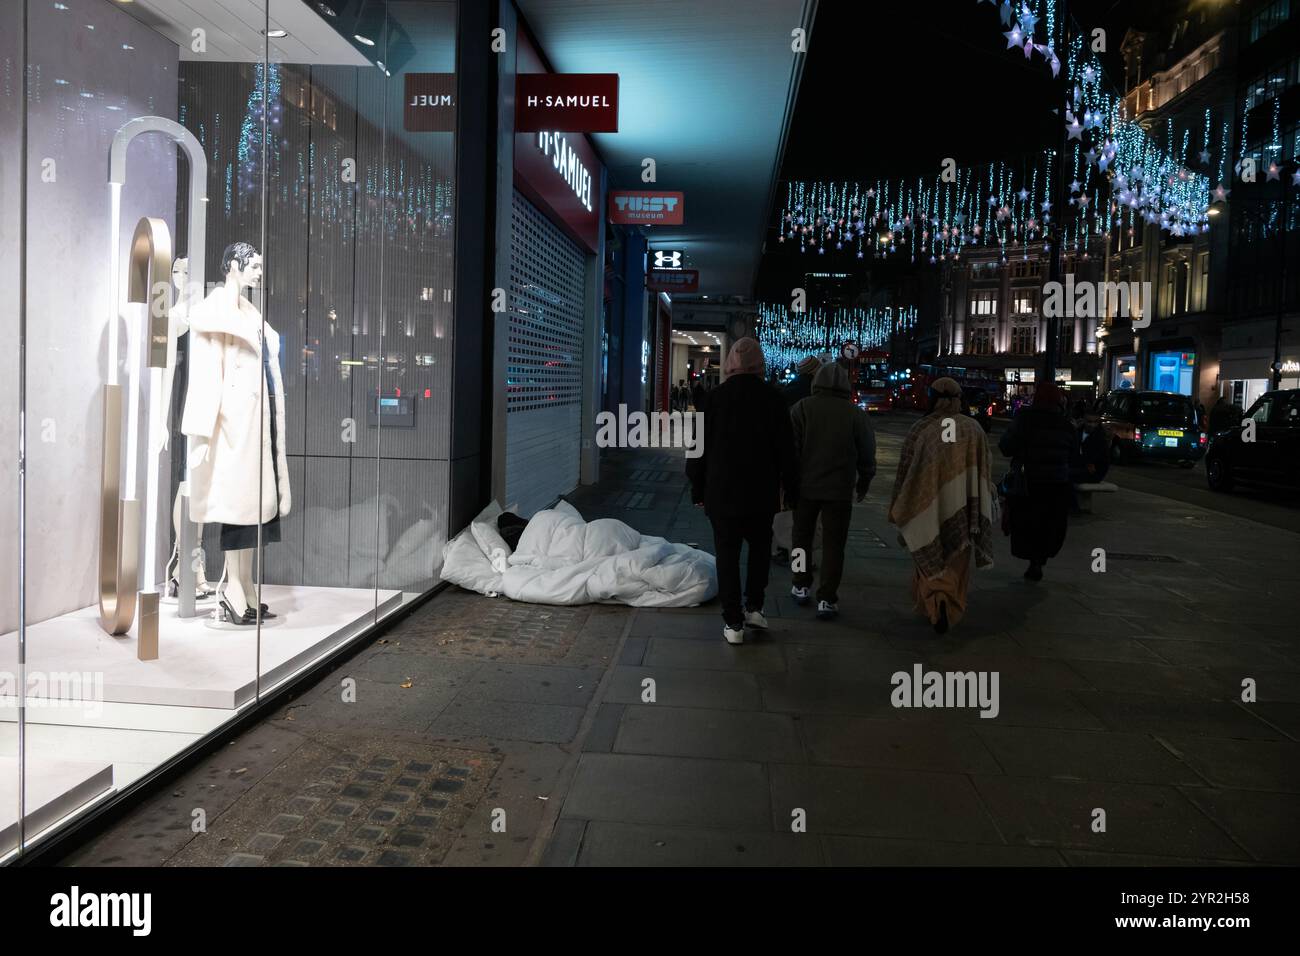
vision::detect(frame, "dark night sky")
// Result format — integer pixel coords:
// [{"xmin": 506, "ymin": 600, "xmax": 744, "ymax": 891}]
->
[{"xmin": 758, "ymin": 0, "xmax": 1165, "ymax": 296}]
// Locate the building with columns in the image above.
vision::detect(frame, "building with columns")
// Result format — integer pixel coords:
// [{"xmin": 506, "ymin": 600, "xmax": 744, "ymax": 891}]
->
[{"xmin": 934, "ymin": 244, "xmax": 1105, "ymax": 404}]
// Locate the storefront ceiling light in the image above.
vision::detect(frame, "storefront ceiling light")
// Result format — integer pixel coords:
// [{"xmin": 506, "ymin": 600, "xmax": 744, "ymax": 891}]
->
[
  {"xmin": 317, "ymin": 2, "xmax": 338, "ymax": 16},
  {"xmin": 354, "ymin": 34, "xmax": 375, "ymax": 46},
  {"xmin": 264, "ymin": 29, "xmax": 289, "ymax": 39}
]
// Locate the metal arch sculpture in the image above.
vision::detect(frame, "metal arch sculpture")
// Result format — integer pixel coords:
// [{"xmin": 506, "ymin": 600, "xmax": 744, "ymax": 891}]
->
[{"xmin": 100, "ymin": 117, "xmax": 208, "ymax": 636}]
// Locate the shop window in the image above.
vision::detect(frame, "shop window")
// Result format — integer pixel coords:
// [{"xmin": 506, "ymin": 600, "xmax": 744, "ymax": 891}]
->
[
  {"xmin": 6, "ymin": 0, "xmax": 458, "ymax": 860},
  {"xmin": 1149, "ymin": 351, "xmax": 1196, "ymax": 395}
]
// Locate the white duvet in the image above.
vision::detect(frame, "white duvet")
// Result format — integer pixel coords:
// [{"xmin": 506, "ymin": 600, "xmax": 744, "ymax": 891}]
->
[{"xmin": 440, "ymin": 500, "xmax": 717, "ymax": 607}]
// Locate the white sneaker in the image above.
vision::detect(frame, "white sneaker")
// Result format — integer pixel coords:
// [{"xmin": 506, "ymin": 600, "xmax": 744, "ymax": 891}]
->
[
  {"xmin": 723, "ymin": 624, "xmax": 745, "ymax": 645},
  {"xmin": 791, "ymin": 585, "xmax": 810, "ymax": 606},
  {"xmin": 744, "ymin": 609, "xmax": 769, "ymax": 629},
  {"xmin": 816, "ymin": 600, "xmax": 839, "ymax": 621}
]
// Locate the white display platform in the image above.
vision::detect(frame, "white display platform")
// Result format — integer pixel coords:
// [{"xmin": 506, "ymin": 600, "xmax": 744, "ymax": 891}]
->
[
  {"xmin": 0, "ymin": 755, "xmax": 113, "ymax": 856},
  {"xmin": 4, "ymin": 585, "xmax": 401, "ymax": 710}
]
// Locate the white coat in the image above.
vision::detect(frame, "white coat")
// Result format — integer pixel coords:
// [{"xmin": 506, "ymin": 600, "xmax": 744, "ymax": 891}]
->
[{"xmin": 180, "ymin": 288, "xmax": 291, "ymax": 527}]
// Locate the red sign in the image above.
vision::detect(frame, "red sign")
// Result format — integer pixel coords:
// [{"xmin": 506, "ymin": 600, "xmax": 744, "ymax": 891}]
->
[
  {"xmin": 610, "ymin": 191, "xmax": 685, "ymax": 226},
  {"xmin": 404, "ymin": 73, "xmax": 456, "ymax": 131},
  {"xmin": 515, "ymin": 130, "xmax": 602, "ymax": 252},
  {"xmin": 646, "ymin": 269, "xmax": 699, "ymax": 293},
  {"xmin": 516, "ymin": 74, "xmax": 619, "ymax": 132}
]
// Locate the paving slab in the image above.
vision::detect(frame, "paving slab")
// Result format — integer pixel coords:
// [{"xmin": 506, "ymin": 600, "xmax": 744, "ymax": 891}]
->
[
  {"xmin": 821, "ymin": 835, "xmax": 1064, "ymax": 866},
  {"xmin": 1073, "ymin": 691, "xmax": 1284, "ymax": 739},
  {"xmin": 561, "ymin": 753, "xmax": 771, "ymax": 829},
  {"xmin": 1176, "ymin": 788, "xmax": 1300, "ymax": 863},
  {"xmin": 575, "ymin": 821, "xmax": 823, "ymax": 866},
  {"xmin": 613, "ymin": 705, "xmax": 803, "ymax": 763},
  {"xmin": 1158, "ymin": 735, "xmax": 1300, "ymax": 792},
  {"xmin": 768, "ymin": 764, "xmax": 1003, "ymax": 844},
  {"xmin": 974, "ymin": 726, "xmax": 1206, "ymax": 785},
  {"xmin": 971, "ymin": 775, "xmax": 1249, "ymax": 860},
  {"xmin": 799, "ymin": 715, "xmax": 1002, "ymax": 773},
  {"xmin": 603, "ymin": 665, "xmax": 764, "ymax": 711}
]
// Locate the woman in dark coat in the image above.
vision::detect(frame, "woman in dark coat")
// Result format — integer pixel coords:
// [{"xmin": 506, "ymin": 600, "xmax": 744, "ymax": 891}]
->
[{"xmin": 998, "ymin": 381, "xmax": 1075, "ymax": 581}]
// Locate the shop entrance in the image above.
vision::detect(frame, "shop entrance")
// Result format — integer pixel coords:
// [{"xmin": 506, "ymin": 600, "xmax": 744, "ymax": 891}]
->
[{"xmin": 1148, "ymin": 350, "xmax": 1195, "ymax": 395}]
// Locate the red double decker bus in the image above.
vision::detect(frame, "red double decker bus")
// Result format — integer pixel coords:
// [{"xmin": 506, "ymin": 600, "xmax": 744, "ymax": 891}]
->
[{"xmin": 850, "ymin": 348, "xmax": 893, "ymax": 412}]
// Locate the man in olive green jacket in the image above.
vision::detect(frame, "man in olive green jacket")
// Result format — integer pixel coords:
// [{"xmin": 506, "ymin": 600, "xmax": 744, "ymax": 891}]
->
[{"xmin": 789, "ymin": 361, "xmax": 876, "ymax": 619}]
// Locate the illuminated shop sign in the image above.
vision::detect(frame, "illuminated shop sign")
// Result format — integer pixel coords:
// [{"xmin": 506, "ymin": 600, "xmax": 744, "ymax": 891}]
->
[
  {"xmin": 535, "ymin": 131, "xmax": 593, "ymax": 212},
  {"xmin": 516, "ymin": 73, "xmax": 619, "ymax": 132},
  {"xmin": 610, "ymin": 191, "xmax": 685, "ymax": 225}
]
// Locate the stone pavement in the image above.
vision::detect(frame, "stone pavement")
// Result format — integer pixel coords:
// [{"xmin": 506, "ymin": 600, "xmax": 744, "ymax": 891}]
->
[{"xmin": 64, "ymin": 419, "xmax": 1300, "ymax": 867}]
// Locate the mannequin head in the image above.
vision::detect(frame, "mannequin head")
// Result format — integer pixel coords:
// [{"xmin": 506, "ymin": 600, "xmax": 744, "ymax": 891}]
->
[
  {"xmin": 171, "ymin": 257, "xmax": 189, "ymax": 292},
  {"xmin": 220, "ymin": 242, "xmax": 262, "ymax": 290}
]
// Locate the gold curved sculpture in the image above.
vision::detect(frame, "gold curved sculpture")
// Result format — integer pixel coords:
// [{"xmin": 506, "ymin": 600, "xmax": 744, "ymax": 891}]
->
[
  {"xmin": 127, "ymin": 216, "xmax": 173, "ymax": 370},
  {"xmin": 98, "ymin": 216, "xmax": 171, "ymax": 642}
]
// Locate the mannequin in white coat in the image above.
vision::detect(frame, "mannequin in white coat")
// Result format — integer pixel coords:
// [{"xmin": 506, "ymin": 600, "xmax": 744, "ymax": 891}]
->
[
  {"xmin": 153, "ymin": 258, "xmax": 215, "ymax": 600},
  {"xmin": 181, "ymin": 242, "xmax": 292, "ymax": 625}
]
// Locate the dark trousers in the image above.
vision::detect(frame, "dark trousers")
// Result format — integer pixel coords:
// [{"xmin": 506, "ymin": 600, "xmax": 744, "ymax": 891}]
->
[
  {"xmin": 710, "ymin": 511, "xmax": 774, "ymax": 627},
  {"xmin": 791, "ymin": 498, "xmax": 852, "ymax": 603}
]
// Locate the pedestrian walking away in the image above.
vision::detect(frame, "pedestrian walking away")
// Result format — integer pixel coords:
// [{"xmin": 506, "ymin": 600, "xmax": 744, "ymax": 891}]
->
[
  {"xmin": 686, "ymin": 337, "xmax": 798, "ymax": 645},
  {"xmin": 999, "ymin": 380, "xmax": 1075, "ymax": 581},
  {"xmin": 783, "ymin": 354, "xmax": 821, "ymax": 407},
  {"xmin": 1207, "ymin": 393, "xmax": 1242, "ymax": 434},
  {"xmin": 789, "ymin": 361, "xmax": 876, "ymax": 620},
  {"xmin": 1069, "ymin": 404, "xmax": 1110, "ymax": 512},
  {"xmin": 691, "ymin": 379, "xmax": 707, "ymax": 412},
  {"xmin": 887, "ymin": 377, "xmax": 996, "ymax": 633}
]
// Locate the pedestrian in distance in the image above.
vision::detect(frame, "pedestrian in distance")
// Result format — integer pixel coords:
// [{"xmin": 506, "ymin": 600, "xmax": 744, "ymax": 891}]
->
[
  {"xmin": 783, "ymin": 354, "xmax": 821, "ymax": 407},
  {"xmin": 691, "ymin": 378, "xmax": 706, "ymax": 412},
  {"xmin": 1207, "ymin": 394, "xmax": 1241, "ymax": 434},
  {"xmin": 789, "ymin": 362, "xmax": 876, "ymax": 620},
  {"xmin": 999, "ymin": 380, "xmax": 1075, "ymax": 581},
  {"xmin": 687, "ymin": 337, "xmax": 798, "ymax": 646},
  {"xmin": 1068, "ymin": 405, "xmax": 1110, "ymax": 514},
  {"xmin": 888, "ymin": 377, "xmax": 996, "ymax": 634}
]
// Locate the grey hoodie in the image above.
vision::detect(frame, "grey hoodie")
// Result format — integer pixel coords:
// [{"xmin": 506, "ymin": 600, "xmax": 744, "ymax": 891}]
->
[{"xmin": 790, "ymin": 362, "xmax": 877, "ymax": 501}]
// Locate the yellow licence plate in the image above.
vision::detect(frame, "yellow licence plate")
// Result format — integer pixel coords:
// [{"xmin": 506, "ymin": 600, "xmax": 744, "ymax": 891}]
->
[{"xmin": 1157, "ymin": 429, "xmax": 1184, "ymax": 437}]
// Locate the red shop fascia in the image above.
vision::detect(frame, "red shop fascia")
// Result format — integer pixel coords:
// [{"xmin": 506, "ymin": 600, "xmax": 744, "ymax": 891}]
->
[{"xmin": 512, "ymin": 28, "xmax": 606, "ymax": 254}]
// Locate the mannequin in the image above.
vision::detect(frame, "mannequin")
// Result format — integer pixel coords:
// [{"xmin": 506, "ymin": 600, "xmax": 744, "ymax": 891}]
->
[
  {"xmin": 152, "ymin": 257, "xmax": 215, "ymax": 600},
  {"xmin": 180, "ymin": 242, "xmax": 291, "ymax": 625}
]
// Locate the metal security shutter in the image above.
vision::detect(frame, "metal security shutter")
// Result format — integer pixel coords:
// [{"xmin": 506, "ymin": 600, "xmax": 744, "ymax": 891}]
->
[{"xmin": 506, "ymin": 189, "xmax": 586, "ymax": 516}]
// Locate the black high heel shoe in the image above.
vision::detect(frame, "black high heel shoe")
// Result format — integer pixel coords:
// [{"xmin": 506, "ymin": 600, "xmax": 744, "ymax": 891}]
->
[{"xmin": 217, "ymin": 598, "xmax": 258, "ymax": 626}]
